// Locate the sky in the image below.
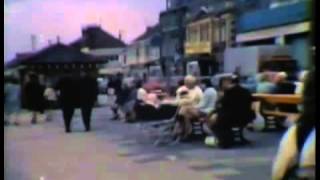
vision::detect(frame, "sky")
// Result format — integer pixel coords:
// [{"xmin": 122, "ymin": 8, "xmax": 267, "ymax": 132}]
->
[{"xmin": 4, "ymin": 0, "xmax": 166, "ymax": 62}]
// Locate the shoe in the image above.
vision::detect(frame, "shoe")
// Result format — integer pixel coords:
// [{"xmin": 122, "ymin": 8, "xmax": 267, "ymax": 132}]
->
[
  {"xmin": 111, "ymin": 116, "xmax": 118, "ymax": 121},
  {"xmin": 65, "ymin": 129, "xmax": 71, "ymax": 133}
]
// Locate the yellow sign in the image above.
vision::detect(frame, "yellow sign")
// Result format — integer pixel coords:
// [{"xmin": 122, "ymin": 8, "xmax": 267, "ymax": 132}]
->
[{"xmin": 185, "ymin": 42, "xmax": 212, "ymax": 55}]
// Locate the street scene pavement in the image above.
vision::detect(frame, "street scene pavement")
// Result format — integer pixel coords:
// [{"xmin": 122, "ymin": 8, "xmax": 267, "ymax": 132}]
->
[{"xmin": 4, "ymin": 106, "xmax": 284, "ymax": 180}]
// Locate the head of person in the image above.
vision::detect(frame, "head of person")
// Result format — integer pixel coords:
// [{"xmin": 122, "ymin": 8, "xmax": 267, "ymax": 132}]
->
[
  {"xmin": 184, "ymin": 75, "xmax": 197, "ymax": 89},
  {"xmin": 219, "ymin": 77, "xmax": 232, "ymax": 91},
  {"xmin": 230, "ymin": 75, "xmax": 240, "ymax": 87},
  {"xmin": 200, "ymin": 79, "xmax": 212, "ymax": 90},
  {"xmin": 29, "ymin": 73, "xmax": 39, "ymax": 83},
  {"xmin": 275, "ymin": 72, "xmax": 288, "ymax": 83}
]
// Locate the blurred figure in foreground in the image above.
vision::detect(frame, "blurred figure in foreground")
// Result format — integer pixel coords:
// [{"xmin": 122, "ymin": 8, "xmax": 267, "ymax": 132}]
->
[
  {"xmin": 4, "ymin": 75, "xmax": 21, "ymax": 125},
  {"xmin": 272, "ymin": 70, "xmax": 315, "ymax": 180}
]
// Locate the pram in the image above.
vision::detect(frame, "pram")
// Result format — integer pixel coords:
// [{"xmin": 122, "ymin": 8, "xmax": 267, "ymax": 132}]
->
[{"xmin": 135, "ymin": 102, "xmax": 180, "ymax": 146}]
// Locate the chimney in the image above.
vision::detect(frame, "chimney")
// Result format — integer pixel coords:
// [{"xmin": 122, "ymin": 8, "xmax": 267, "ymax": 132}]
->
[
  {"xmin": 31, "ymin": 34, "xmax": 37, "ymax": 51},
  {"xmin": 118, "ymin": 30, "xmax": 122, "ymax": 41},
  {"xmin": 56, "ymin": 36, "xmax": 61, "ymax": 44}
]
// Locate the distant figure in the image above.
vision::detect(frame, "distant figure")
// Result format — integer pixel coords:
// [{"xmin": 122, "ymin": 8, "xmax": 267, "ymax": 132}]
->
[
  {"xmin": 108, "ymin": 74, "xmax": 123, "ymax": 120},
  {"xmin": 55, "ymin": 72, "xmax": 98, "ymax": 133},
  {"xmin": 211, "ymin": 76, "xmax": 255, "ymax": 148},
  {"xmin": 4, "ymin": 76, "xmax": 21, "ymax": 125},
  {"xmin": 24, "ymin": 73, "xmax": 46, "ymax": 124},
  {"xmin": 44, "ymin": 82, "xmax": 58, "ymax": 121},
  {"xmin": 44, "ymin": 82, "xmax": 58, "ymax": 108}
]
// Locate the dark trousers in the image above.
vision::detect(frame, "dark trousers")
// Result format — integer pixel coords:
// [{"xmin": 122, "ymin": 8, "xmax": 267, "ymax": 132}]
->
[
  {"xmin": 62, "ymin": 105, "xmax": 93, "ymax": 132},
  {"xmin": 211, "ymin": 123, "xmax": 234, "ymax": 148}
]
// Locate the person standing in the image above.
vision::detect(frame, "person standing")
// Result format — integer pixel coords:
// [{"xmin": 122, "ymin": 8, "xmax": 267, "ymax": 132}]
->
[
  {"xmin": 108, "ymin": 75, "xmax": 123, "ymax": 120},
  {"xmin": 4, "ymin": 76, "xmax": 21, "ymax": 125},
  {"xmin": 56, "ymin": 72, "xmax": 98, "ymax": 133},
  {"xmin": 24, "ymin": 73, "xmax": 46, "ymax": 124},
  {"xmin": 78, "ymin": 72, "xmax": 99, "ymax": 132}
]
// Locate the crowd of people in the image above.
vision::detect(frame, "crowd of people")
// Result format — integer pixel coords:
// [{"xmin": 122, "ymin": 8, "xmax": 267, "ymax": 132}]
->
[
  {"xmin": 4, "ymin": 71, "xmax": 98, "ymax": 133},
  {"xmin": 4, "ymin": 68, "xmax": 314, "ymax": 179}
]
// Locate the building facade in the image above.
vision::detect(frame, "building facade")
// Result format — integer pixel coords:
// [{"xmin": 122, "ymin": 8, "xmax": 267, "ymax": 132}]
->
[
  {"xmin": 70, "ymin": 25, "xmax": 126, "ymax": 75},
  {"xmin": 184, "ymin": 10, "xmax": 235, "ymax": 75},
  {"xmin": 236, "ymin": 0, "xmax": 311, "ymax": 70},
  {"xmin": 124, "ymin": 25, "xmax": 161, "ymax": 79}
]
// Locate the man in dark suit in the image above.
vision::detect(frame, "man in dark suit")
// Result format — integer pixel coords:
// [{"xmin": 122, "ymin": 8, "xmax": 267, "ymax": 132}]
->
[
  {"xmin": 55, "ymin": 72, "xmax": 98, "ymax": 133},
  {"xmin": 211, "ymin": 76, "xmax": 255, "ymax": 148}
]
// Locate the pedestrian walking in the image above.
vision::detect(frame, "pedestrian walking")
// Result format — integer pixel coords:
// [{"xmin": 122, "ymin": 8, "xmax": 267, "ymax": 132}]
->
[
  {"xmin": 44, "ymin": 82, "xmax": 58, "ymax": 121},
  {"xmin": 24, "ymin": 73, "xmax": 46, "ymax": 124},
  {"xmin": 55, "ymin": 72, "xmax": 98, "ymax": 133},
  {"xmin": 4, "ymin": 75, "xmax": 22, "ymax": 126}
]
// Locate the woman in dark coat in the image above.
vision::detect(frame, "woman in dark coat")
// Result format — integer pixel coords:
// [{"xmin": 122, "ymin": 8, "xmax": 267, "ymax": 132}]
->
[{"xmin": 24, "ymin": 73, "xmax": 46, "ymax": 124}]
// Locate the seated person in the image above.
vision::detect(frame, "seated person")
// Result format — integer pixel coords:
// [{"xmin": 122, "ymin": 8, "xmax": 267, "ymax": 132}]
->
[
  {"xmin": 174, "ymin": 75, "xmax": 203, "ymax": 139},
  {"xmin": 272, "ymin": 72, "xmax": 298, "ymax": 113},
  {"xmin": 134, "ymin": 82, "xmax": 177, "ymax": 121},
  {"xmin": 182, "ymin": 79, "xmax": 218, "ymax": 122},
  {"xmin": 210, "ymin": 76, "xmax": 255, "ymax": 148}
]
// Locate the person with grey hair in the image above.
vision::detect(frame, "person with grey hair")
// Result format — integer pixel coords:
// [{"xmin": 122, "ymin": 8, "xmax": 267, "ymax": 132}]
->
[{"xmin": 174, "ymin": 75, "xmax": 203, "ymax": 140}]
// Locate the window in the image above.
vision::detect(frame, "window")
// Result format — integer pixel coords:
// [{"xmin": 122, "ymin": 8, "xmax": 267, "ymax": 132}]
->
[
  {"xmin": 188, "ymin": 26, "xmax": 198, "ymax": 42},
  {"xmin": 200, "ymin": 23, "xmax": 209, "ymax": 42},
  {"xmin": 220, "ymin": 22, "xmax": 226, "ymax": 42}
]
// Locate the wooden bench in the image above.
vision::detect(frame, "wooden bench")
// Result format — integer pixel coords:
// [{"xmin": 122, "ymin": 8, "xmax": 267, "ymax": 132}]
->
[{"xmin": 252, "ymin": 94, "xmax": 302, "ymax": 130}]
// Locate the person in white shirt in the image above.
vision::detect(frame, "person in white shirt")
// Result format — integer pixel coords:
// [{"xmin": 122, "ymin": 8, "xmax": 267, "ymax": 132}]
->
[{"xmin": 44, "ymin": 83, "xmax": 57, "ymax": 121}]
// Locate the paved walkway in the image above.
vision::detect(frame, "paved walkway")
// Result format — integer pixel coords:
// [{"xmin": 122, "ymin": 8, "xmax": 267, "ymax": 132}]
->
[{"xmin": 4, "ymin": 107, "xmax": 284, "ymax": 180}]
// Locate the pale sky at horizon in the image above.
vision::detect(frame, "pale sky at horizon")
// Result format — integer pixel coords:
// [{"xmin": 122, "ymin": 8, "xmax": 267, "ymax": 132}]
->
[{"xmin": 4, "ymin": 0, "xmax": 166, "ymax": 62}]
